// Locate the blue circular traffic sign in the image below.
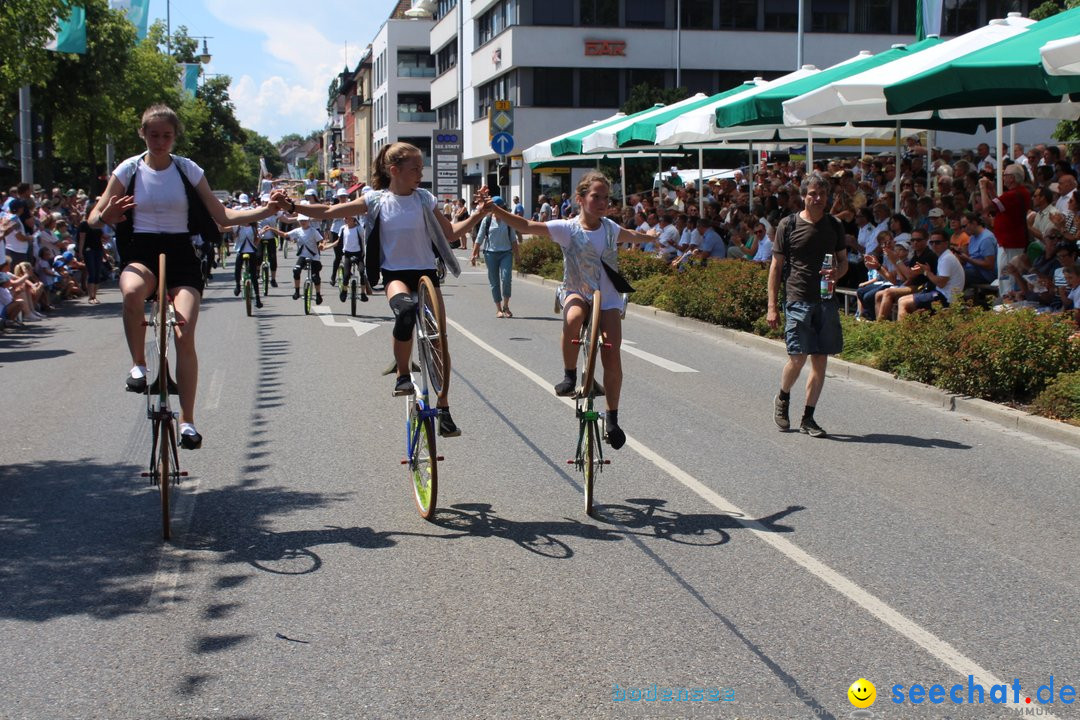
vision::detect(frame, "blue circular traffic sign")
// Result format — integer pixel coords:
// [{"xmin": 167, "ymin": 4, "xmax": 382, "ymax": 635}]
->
[{"xmin": 491, "ymin": 131, "xmax": 514, "ymax": 155}]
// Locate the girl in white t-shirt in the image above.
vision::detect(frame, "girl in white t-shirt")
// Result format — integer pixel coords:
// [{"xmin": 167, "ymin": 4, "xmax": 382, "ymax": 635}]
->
[
  {"xmin": 88, "ymin": 104, "xmax": 283, "ymax": 449},
  {"xmin": 480, "ymin": 172, "xmax": 657, "ymax": 450},
  {"xmin": 292, "ymin": 142, "xmax": 487, "ymax": 437}
]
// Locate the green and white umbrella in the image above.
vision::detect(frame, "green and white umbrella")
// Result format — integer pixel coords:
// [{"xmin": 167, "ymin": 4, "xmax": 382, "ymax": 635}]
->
[
  {"xmin": 605, "ymin": 81, "xmax": 763, "ymax": 148},
  {"xmin": 1042, "ymin": 34, "xmax": 1080, "ymax": 76},
  {"xmin": 885, "ymin": 7, "xmax": 1080, "ymax": 114},
  {"xmin": 522, "ymin": 108, "xmax": 650, "ymax": 165},
  {"xmin": 580, "ymin": 92, "xmax": 719, "ymax": 153}
]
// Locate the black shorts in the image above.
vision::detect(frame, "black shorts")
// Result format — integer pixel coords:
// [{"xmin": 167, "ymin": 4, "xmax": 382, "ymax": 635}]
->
[
  {"xmin": 120, "ymin": 232, "xmax": 204, "ymax": 294},
  {"xmin": 380, "ymin": 268, "xmax": 440, "ymax": 292}
]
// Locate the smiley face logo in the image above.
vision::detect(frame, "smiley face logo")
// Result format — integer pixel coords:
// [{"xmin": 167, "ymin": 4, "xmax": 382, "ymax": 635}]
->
[{"xmin": 848, "ymin": 678, "xmax": 876, "ymax": 708}]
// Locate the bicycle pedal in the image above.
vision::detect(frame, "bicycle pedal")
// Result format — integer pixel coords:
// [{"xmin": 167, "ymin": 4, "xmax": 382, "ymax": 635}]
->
[
  {"xmin": 436, "ymin": 455, "xmax": 444, "ymax": 461},
  {"xmin": 601, "ymin": 342, "xmax": 612, "ymax": 348},
  {"xmin": 179, "ymin": 471, "xmax": 189, "ymax": 477},
  {"xmin": 140, "ymin": 472, "xmax": 151, "ymax": 477},
  {"xmin": 400, "ymin": 459, "xmax": 409, "ymax": 465},
  {"xmin": 570, "ymin": 339, "xmax": 582, "ymax": 345},
  {"xmin": 603, "ymin": 460, "xmax": 611, "ymax": 465}
]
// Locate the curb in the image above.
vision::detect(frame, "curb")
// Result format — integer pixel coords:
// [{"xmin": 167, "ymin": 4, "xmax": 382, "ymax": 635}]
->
[{"xmin": 514, "ymin": 271, "xmax": 1080, "ymax": 450}]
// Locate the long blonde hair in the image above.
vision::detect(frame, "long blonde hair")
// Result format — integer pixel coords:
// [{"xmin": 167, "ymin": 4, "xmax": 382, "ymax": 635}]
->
[{"xmin": 371, "ymin": 142, "xmax": 421, "ymax": 190}]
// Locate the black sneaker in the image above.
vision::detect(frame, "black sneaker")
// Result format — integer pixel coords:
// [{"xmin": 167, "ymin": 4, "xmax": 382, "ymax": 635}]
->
[
  {"xmin": 179, "ymin": 429, "xmax": 203, "ymax": 450},
  {"xmin": 315, "ymin": 293, "xmax": 323, "ymax": 305},
  {"xmin": 604, "ymin": 422, "xmax": 626, "ymax": 450},
  {"xmin": 438, "ymin": 408, "xmax": 461, "ymax": 438},
  {"xmin": 773, "ymin": 394, "xmax": 790, "ymax": 430},
  {"xmin": 554, "ymin": 377, "xmax": 576, "ymax": 397},
  {"xmin": 339, "ymin": 289, "xmax": 348, "ymax": 303},
  {"xmin": 799, "ymin": 417, "xmax": 827, "ymax": 438},
  {"xmin": 393, "ymin": 375, "xmax": 414, "ymax": 396},
  {"xmin": 125, "ymin": 373, "xmax": 147, "ymax": 394},
  {"xmin": 360, "ymin": 292, "xmax": 368, "ymax": 302},
  {"xmin": 292, "ymin": 289, "xmax": 300, "ymax": 300},
  {"xmin": 255, "ymin": 298, "xmax": 263, "ymax": 309},
  {"xmin": 233, "ymin": 285, "xmax": 241, "ymax": 296},
  {"xmin": 270, "ymin": 279, "xmax": 278, "ymax": 288}
]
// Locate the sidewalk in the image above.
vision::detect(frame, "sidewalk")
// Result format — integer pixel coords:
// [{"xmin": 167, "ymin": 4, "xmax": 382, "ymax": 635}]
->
[{"xmin": 516, "ymin": 271, "xmax": 1080, "ymax": 450}]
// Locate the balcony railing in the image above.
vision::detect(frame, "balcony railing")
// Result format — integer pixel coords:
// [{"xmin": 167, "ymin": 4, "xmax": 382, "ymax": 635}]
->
[{"xmin": 398, "ymin": 110, "xmax": 437, "ymax": 122}]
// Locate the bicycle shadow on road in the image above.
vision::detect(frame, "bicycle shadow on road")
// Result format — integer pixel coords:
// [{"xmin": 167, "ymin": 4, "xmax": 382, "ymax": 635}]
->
[{"xmin": 591, "ymin": 498, "xmax": 804, "ymax": 546}]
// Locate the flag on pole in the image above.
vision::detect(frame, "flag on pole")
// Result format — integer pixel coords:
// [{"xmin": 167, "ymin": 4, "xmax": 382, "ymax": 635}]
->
[
  {"xmin": 182, "ymin": 63, "xmax": 201, "ymax": 97},
  {"xmin": 259, "ymin": 156, "xmax": 270, "ymax": 178},
  {"xmin": 916, "ymin": 0, "xmax": 944, "ymax": 41},
  {"xmin": 110, "ymin": 0, "xmax": 150, "ymax": 41},
  {"xmin": 44, "ymin": 6, "xmax": 87, "ymax": 54}
]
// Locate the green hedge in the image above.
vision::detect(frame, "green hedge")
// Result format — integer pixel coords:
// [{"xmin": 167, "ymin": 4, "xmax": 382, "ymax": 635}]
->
[{"xmin": 515, "ymin": 239, "xmax": 1080, "ymax": 410}]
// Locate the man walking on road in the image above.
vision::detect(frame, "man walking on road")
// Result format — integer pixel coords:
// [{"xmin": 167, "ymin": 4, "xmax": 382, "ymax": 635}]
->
[{"xmin": 767, "ymin": 175, "xmax": 848, "ymax": 438}]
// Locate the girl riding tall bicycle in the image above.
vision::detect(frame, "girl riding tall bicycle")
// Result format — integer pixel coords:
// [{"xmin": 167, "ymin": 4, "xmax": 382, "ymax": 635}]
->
[
  {"xmin": 481, "ymin": 171, "xmax": 656, "ymax": 449},
  {"xmin": 284, "ymin": 142, "xmax": 488, "ymax": 437}
]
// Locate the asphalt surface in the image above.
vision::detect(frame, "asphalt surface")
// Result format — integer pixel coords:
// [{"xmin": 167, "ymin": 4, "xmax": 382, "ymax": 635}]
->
[{"xmin": 2, "ymin": 250, "xmax": 1078, "ymax": 720}]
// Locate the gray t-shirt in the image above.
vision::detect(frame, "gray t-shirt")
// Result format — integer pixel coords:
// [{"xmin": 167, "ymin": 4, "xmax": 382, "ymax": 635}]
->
[{"xmin": 775, "ymin": 212, "xmax": 846, "ymax": 303}]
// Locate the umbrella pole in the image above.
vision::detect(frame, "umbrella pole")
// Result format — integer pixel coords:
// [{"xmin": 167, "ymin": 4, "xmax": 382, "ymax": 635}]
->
[
  {"xmin": 895, "ymin": 121, "xmax": 902, "ymax": 214},
  {"xmin": 806, "ymin": 130, "xmax": 813, "ymax": 173},
  {"xmin": 698, "ymin": 147, "xmax": 704, "ymax": 216},
  {"xmin": 929, "ymin": 129, "xmax": 937, "ymax": 196},
  {"xmin": 621, "ymin": 156, "xmax": 627, "ymax": 209},
  {"xmin": 996, "ymin": 106, "xmax": 1003, "ymax": 197},
  {"xmin": 748, "ymin": 141, "xmax": 754, "ymax": 199}
]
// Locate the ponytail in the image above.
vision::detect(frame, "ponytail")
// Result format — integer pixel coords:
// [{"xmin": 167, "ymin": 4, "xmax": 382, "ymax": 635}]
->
[{"xmin": 371, "ymin": 142, "xmax": 421, "ymax": 190}]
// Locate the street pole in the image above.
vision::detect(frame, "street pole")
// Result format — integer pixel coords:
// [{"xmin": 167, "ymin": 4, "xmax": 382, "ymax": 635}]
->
[
  {"xmin": 166, "ymin": 0, "xmax": 171, "ymax": 57},
  {"xmin": 676, "ymin": 0, "xmax": 681, "ymax": 87},
  {"xmin": 796, "ymin": 0, "xmax": 805, "ymax": 69},
  {"xmin": 19, "ymin": 85, "xmax": 33, "ymax": 184}
]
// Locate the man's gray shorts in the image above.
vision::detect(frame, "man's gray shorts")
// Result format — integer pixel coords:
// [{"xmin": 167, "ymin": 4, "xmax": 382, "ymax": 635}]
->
[{"xmin": 784, "ymin": 299, "xmax": 843, "ymax": 356}]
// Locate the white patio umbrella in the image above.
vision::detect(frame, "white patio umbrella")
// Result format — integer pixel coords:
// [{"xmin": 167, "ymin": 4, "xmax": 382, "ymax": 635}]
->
[
  {"xmin": 580, "ymin": 93, "xmax": 714, "ymax": 153},
  {"xmin": 1042, "ymin": 36, "xmax": 1080, "ymax": 75}
]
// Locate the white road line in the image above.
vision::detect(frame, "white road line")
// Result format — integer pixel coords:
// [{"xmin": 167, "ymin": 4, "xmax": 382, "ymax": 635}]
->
[
  {"xmin": 312, "ymin": 304, "xmax": 380, "ymax": 337},
  {"xmin": 204, "ymin": 368, "xmax": 224, "ymax": 411},
  {"xmin": 447, "ymin": 316, "xmax": 1055, "ymax": 719},
  {"xmin": 622, "ymin": 340, "xmax": 697, "ymax": 373}
]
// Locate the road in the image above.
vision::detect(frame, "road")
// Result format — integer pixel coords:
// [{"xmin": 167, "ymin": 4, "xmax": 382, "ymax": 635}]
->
[{"xmin": 2, "ymin": 251, "xmax": 1078, "ymax": 720}]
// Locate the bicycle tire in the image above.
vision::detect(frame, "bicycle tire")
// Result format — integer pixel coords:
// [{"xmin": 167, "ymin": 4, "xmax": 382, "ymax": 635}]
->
[
  {"xmin": 350, "ymin": 276, "xmax": 358, "ymax": 317},
  {"xmin": 416, "ymin": 276, "xmax": 448, "ymax": 396},
  {"xmin": 580, "ymin": 289, "xmax": 602, "ymax": 398},
  {"xmin": 244, "ymin": 278, "xmax": 253, "ymax": 316},
  {"xmin": 408, "ymin": 402, "xmax": 439, "ymax": 520},
  {"xmin": 281, "ymin": 238, "xmax": 288, "ymax": 259},
  {"xmin": 303, "ymin": 279, "xmax": 312, "ymax": 315},
  {"xmin": 583, "ymin": 419, "xmax": 596, "ymax": 516},
  {"xmin": 156, "ymin": 255, "xmax": 171, "ymax": 540},
  {"xmin": 262, "ymin": 263, "xmax": 270, "ymax": 296}
]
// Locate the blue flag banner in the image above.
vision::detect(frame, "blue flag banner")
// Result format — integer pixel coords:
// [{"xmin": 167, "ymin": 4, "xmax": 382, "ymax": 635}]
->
[
  {"xmin": 110, "ymin": 0, "xmax": 150, "ymax": 41},
  {"xmin": 182, "ymin": 63, "xmax": 200, "ymax": 97},
  {"xmin": 44, "ymin": 6, "xmax": 87, "ymax": 54},
  {"xmin": 916, "ymin": 0, "xmax": 943, "ymax": 41}
]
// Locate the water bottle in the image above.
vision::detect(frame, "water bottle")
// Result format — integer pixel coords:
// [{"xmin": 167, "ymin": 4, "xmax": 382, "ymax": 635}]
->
[{"xmin": 820, "ymin": 253, "xmax": 834, "ymax": 300}]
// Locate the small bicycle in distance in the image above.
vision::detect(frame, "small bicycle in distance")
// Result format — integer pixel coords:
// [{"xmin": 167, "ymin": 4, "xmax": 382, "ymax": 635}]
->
[
  {"xmin": 344, "ymin": 254, "xmax": 369, "ymax": 317},
  {"xmin": 240, "ymin": 252, "xmax": 255, "ymax": 316},
  {"xmin": 140, "ymin": 254, "xmax": 187, "ymax": 540}
]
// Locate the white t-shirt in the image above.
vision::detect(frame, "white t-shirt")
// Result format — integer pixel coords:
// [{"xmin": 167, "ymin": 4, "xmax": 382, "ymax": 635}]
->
[
  {"xmin": 342, "ymin": 224, "xmax": 363, "ymax": 253},
  {"xmin": 330, "ymin": 216, "xmax": 347, "ymax": 234},
  {"xmin": 378, "ymin": 189, "xmax": 437, "ymax": 271},
  {"xmin": 258, "ymin": 212, "xmax": 282, "ymax": 239},
  {"xmin": 1069, "ymin": 283, "xmax": 1080, "ymax": 309},
  {"xmin": 934, "ymin": 249, "xmax": 965, "ymax": 302},
  {"xmin": 113, "ymin": 154, "xmax": 204, "ymax": 234},
  {"xmin": 547, "ymin": 219, "xmax": 623, "ymax": 311},
  {"xmin": 752, "ymin": 236, "xmax": 774, "ymax": 262},
  {"xmin": 233, "ymin": 224, "xmax": 257, "ymax": 254},
  {"xmin": 288, "ymin": 226, "xmax": 323, "ymax": 259}
]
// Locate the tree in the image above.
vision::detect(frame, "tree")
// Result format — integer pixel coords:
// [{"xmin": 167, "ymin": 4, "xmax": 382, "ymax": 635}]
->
[
  {"xmin": 0, "ymin": 0, "xmax": 69, "ymax": 97},
  {"xmin": 622, "ymin": 83, "xmax": 689, "ymax": 115},
  {"xmin": 244, "ymin": 131, "xmax": 284, "ymax": 180}
]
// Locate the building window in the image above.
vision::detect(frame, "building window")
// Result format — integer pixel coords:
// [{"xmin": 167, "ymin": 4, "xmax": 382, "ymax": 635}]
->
[
  {"xmin": 626, "ymin": 68, "xmax": 665, "ymax": 97},
  {"xmin": 435, "ymin": 0, "xmax": 457, "ymax": 21},
  {"xmin": 399, "ymin": 136, "xmax": 432, "ymax": 165},
  {"xmin": 477, "ymin": 73, "xmax": 514, "ymax": 120},
  {"xmin": 477, "ymin": 1, "xmax": 510, "ymax": 46},
  {"xmin": 533, "ymin": 68, "xmax": 573, "ymax": 107},
  {"xmin": 942, "ymin": 0, "xmax": 979, "ymax": 34},
  {"xmin": 398, "ymin": 50, "xmax": 435, "ymax": 78},
  {"xmin": 398, "ymin": 93, "xmax": 435, "ymax": 123},
  {"xmin": 437, "ymin": 101, "xmax": 459, "ymax": 129},
  {"xmin": 579, "ymin": 68, "xmax": 620, "ymax": 108},
  {"xmin": 718, "ymin": 0, "xmax": 758, "ymax": 28},
  {"xmin": 580, "ymin": 0, "xmax": 618, "ymax": 25},
  {"xmin": 681, "ymin": 0, "xmax": 715, "ymax": 29},
  {"xmin": 436, "ymin": 43, "xmax": 457, "ymax": 75},
  {"xmin": 534, "ymin": 0, "xmax": 572, "ymax": 25},
  {"xmin": 764, "ymin": 0, "xmax": 797, "ymax": 30},
  {"xmin": 988, "ymin": 0, "xmax": 1027, "ymax": 18},
  {"xmin": 626, "ymin": 0, "xmax": 666, "ymax": 27},
  {"xmin": 680, "ymin": 69, "xmax": 714, "ymax": 95},
  {"xmin": 811, "ymin": 0, "xmax": 849, "ymax": 31},
  {"xmin": 854, "ymin": 0, "xmax": 891, "ymax": 32},
  {"xmin": 897, "ymin": 0, "xmax": 917, "ymax": 33}
]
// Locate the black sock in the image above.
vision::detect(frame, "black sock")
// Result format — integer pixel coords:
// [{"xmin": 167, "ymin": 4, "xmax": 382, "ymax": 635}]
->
[
  {"xmin": 779, "ymin": 389, "xmax": 791, "ymax": 401},
  {"xmin": 563, "ymin": 368, "xmax": 577, "ymax": 383},
  {"xmin": 803, "ymin": 405, "xmax": 815, "ymax": 421},
  {"xmin": 607, "ymin": 409, "xmax": 619, "ymax": 427}
]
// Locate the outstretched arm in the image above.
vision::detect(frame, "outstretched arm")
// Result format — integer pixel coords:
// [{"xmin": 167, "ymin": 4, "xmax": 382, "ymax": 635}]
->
[
  {"xmin": 484, "ymin": 201, "xmax": 552, "ymax": 238},
  {"xmin": 286, "ymin": 195, "xmax": 368, "ymax": 221}
]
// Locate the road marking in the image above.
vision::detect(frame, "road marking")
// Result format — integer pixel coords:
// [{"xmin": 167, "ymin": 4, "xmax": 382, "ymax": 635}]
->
[
  {"xmin": 204, "ymin": 368, "xmax": 224, "ymax": 411},
  {"xmin": 447, "ymin": 316, "xmax": 1055, "ymax": 719},
  {"xmin": 313, "ymin": 304, "xmax": 379, "ymax": 337},
  {"xmin": 622, "ymin": 340, "xmax": 697, "ymax": 373}
]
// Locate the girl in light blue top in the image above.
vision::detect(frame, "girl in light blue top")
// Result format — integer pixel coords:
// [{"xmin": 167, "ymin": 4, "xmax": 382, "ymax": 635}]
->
[
  {"xmin": 481, "ymin": 171, "xmax": 656, "ymax": 449},
  {"xmin": 470, "ymin": 196, "xmax": 520, "ymax": 317}
]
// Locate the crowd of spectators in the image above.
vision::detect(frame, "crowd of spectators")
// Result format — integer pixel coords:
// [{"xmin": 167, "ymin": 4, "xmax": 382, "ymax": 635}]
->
[
  {"xmin": 0, "ymin": 182, "xmax": 109, "ymax": 333},
  {"xmin": 525, "ymin": 140, "xmax": 1080, "ymax": 324}
]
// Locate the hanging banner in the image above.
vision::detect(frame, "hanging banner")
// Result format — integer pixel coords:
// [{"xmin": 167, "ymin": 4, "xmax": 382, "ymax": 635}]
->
[
  {"xmin": 44, "ymin": 6, "xmax": 87, "ymax": 54},
  {"xmin": 110, "ymin": 0, "xmax": 151, "ymax": 41},
  {"xmin": 182, "ymin": 63, "xmax": 201, "ymax": 97},
  {"xmin": 916, "ymin": 0, "xmax": 943, "ymax": 41}
]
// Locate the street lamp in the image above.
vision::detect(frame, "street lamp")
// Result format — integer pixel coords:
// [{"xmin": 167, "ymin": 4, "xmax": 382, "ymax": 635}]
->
[{"xmin": 192, "ymin": 36, "xmax": 213, "ymax": 64}]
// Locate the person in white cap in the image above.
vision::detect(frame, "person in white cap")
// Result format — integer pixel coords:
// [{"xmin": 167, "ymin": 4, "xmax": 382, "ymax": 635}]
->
[
  {"xmin": 264, "ymin": 215, "xmax": 326, "ymax": 304},
  {"xmin": 256, "ymin": 193, "xmax": 282, "ymax": 288},
  {"xmin": 328, "ymin": 187, "xmax": 350, "ymax": 285},
  {"xmin": 229, "ymin": 195, "xmax": 263, "ymax": 308}
]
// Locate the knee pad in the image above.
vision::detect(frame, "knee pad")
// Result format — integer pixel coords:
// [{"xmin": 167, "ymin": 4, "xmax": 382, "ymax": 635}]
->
[
  {"xmin": 389, "ymin": 293, "xmax": 418, "ymax": 341},
  {"xmin": 292, "ymin": 264, "xmax": 303, "ymax": 280}
]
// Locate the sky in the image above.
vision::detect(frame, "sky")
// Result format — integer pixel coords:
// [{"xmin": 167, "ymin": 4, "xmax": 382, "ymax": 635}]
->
[{"xmin": 146, "ymin": 0, "xmax": 401, "ymax": 143}]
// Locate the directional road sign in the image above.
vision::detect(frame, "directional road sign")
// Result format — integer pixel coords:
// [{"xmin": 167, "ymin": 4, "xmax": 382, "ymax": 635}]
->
[{"xmin": 491, "ymin": 131, "xmax": 514, "ymax": 156}]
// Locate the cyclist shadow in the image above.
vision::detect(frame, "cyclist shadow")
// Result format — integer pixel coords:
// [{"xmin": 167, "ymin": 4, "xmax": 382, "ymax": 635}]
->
[
  {"xmin": 430, "ymin": 502, "xmax": 623, "ymax": 559},
  {"xmin": 591, "ymin": 498, "xmax": 805, "ymax": 546}
]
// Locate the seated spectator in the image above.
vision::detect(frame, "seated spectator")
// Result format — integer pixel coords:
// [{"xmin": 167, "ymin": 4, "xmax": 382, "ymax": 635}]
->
[
  {"xmin": 0, "ymin": 261, "xmax": 31, "ymax": 330},
  {"xmin": 726, "ymin": 223, "xmax": 758, "ymax": 260},
  {"xmin": 695, "ymin": 220, "xmax": 726, "ymax": 262},
  {"xmin": 1060, "ymin": 264, "xmax": 1080, "ymax": 327},
  {"xmin": 655, "ymin": 214, "xmax": 679, "ymax": 261},
  {"xmin": 856, "ymin": 231, "xmax": 904, "ymax": 320},
  {"xmin": 897, "ymin": 229, "xmax": 965, "ymax": 319},
  {"xmin": 750, "ymin": 221, "xmax": 773, "ymax": 264},
  {"xmin": 13, "ymin": 261, "xmax": 49, "ymax": 313},
  {"xmin": 877, "ymin": 230, "xmax": 935, "ymax": 321},
  {"xmin": 954, "ymin": 212, "xmax": 997, "ymax": 288},
  {"xmin": 0, "ymin": 256, "xmax": 43, "ymax": 321}
]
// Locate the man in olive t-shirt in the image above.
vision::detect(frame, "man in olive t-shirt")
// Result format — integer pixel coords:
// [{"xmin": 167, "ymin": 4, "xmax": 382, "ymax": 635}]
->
[{"xmin": 767, "ymin": 175, "xmax": 848, "ymax": 438}]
